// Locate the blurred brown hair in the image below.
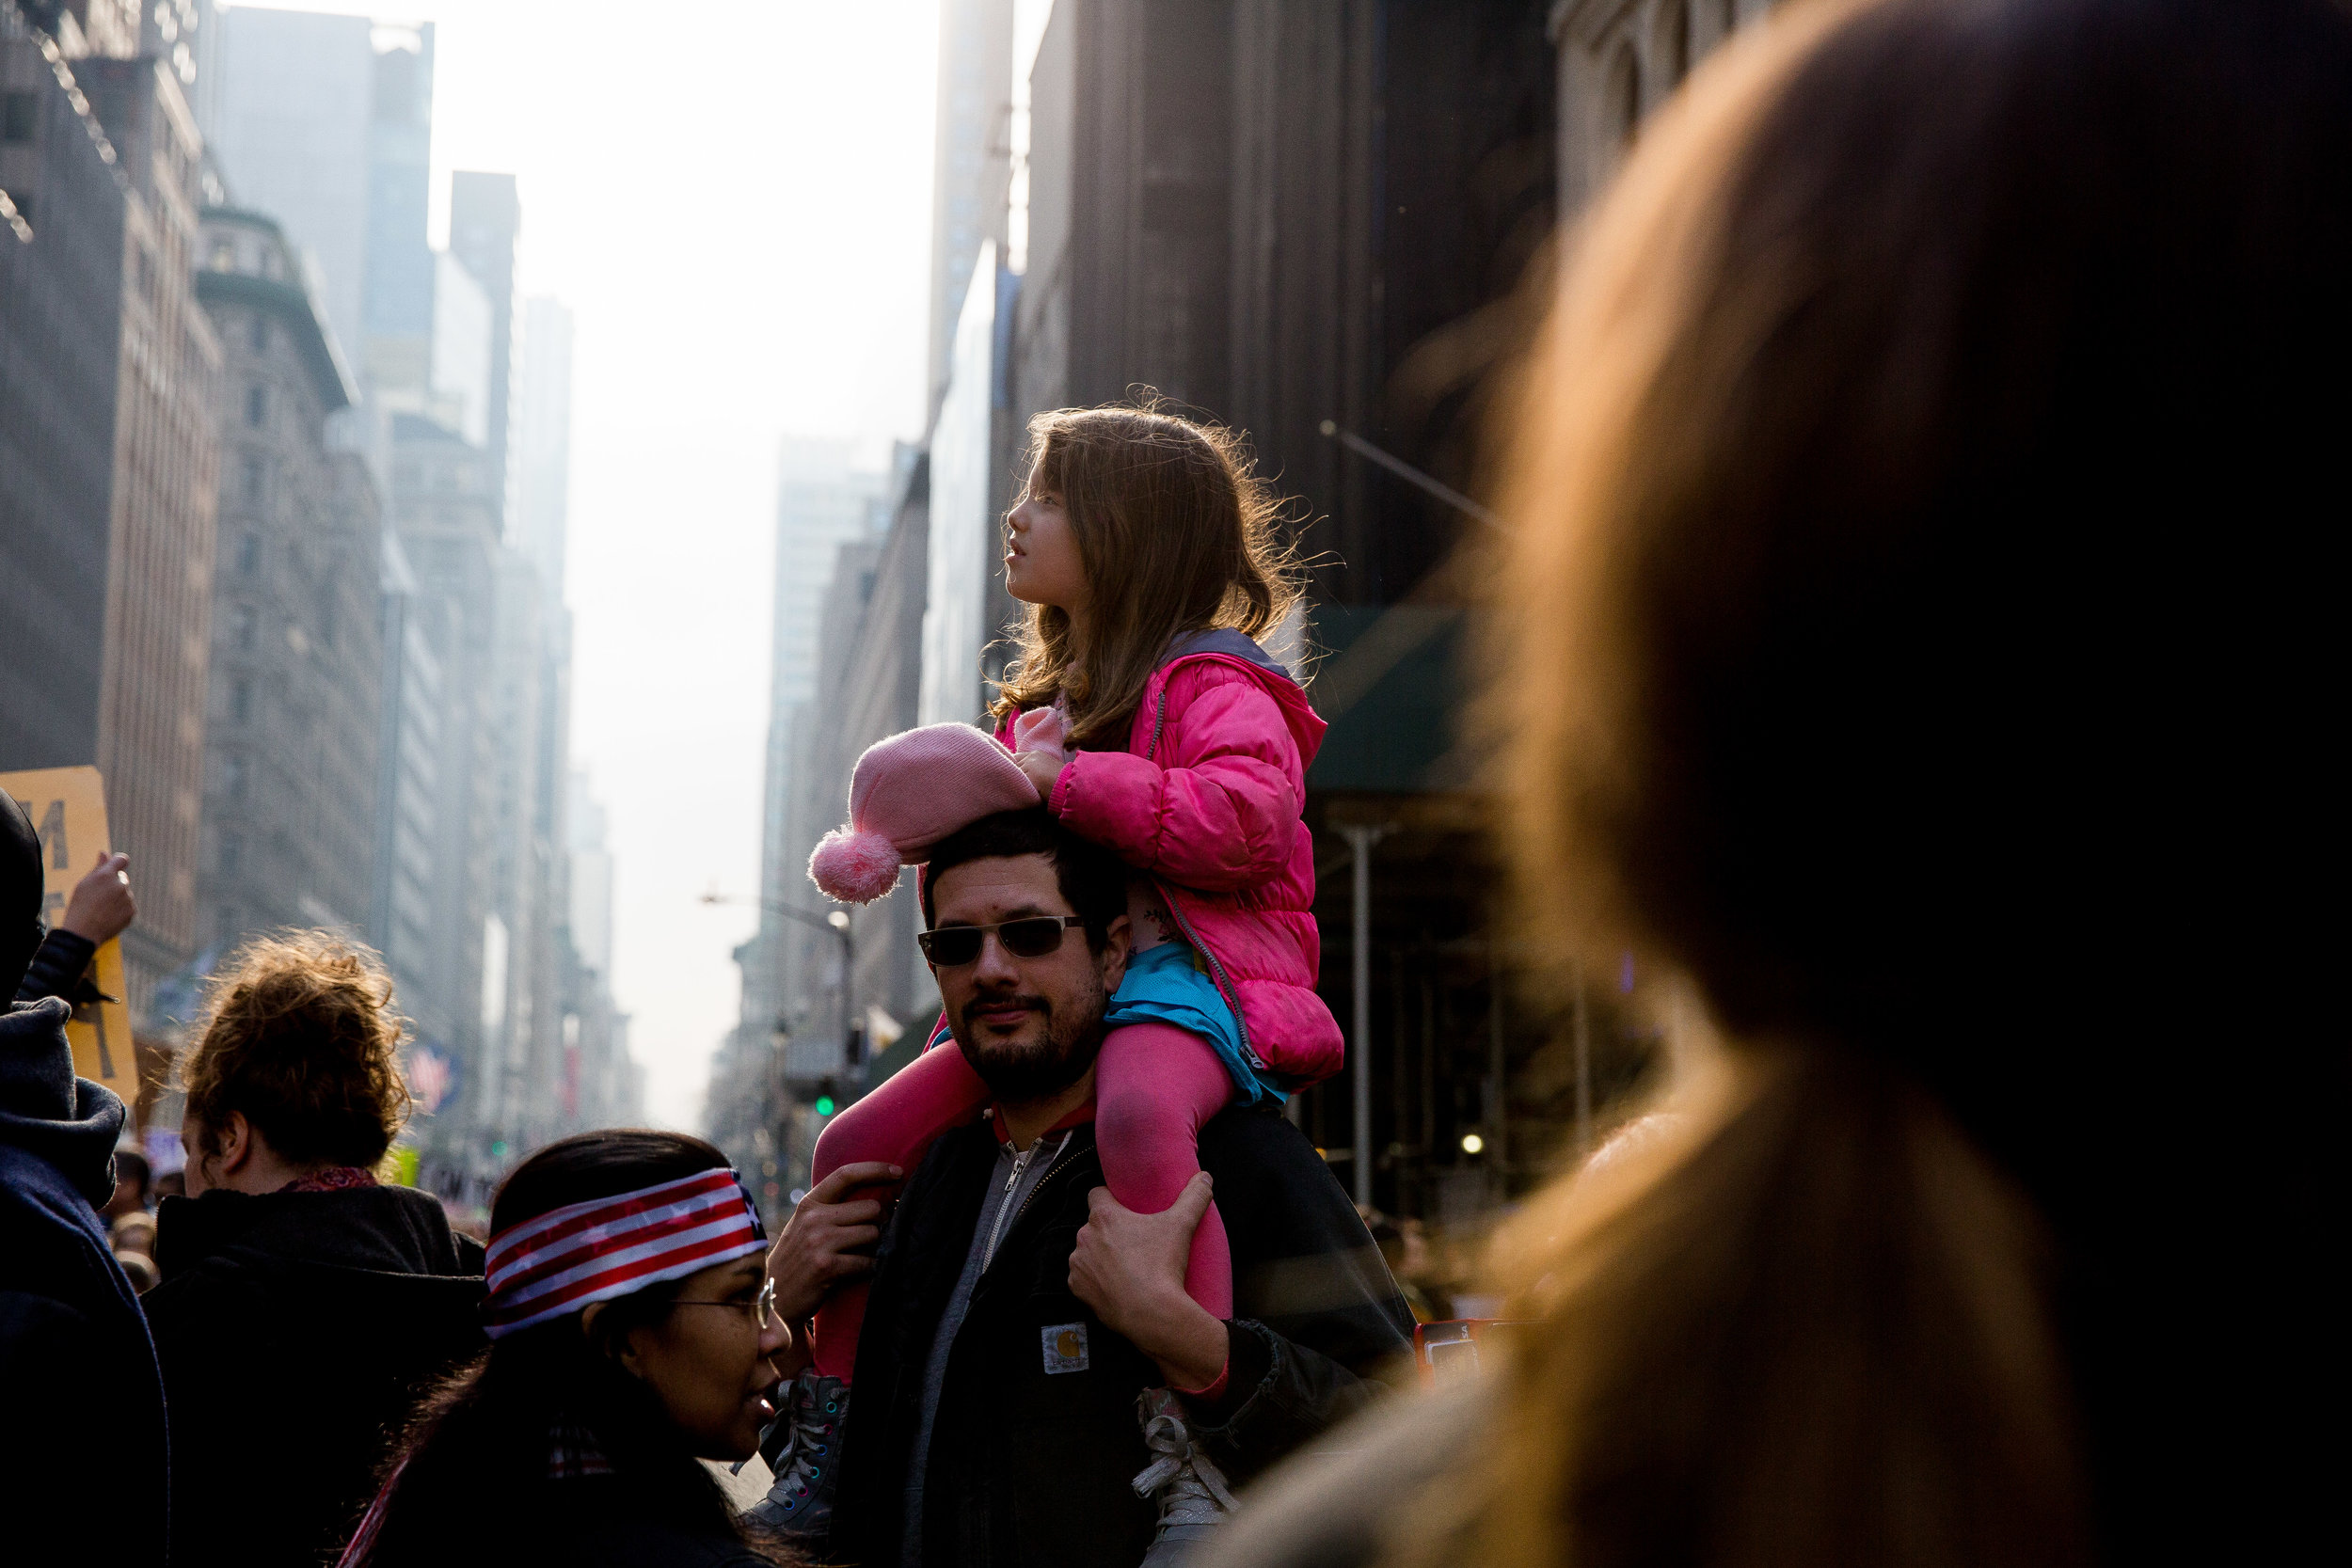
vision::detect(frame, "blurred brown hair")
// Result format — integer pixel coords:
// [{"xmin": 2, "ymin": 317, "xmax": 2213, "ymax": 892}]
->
[
  {"xmin": 1412, "ymin": 0, "xmax": 2352, "ymax": 1564},
  {"xmin": 180, "ymin": 930, "xmax": 413, "ymax": 1169},
  {"xmin": 993, "ymin": 403, "xmax": 1305, "ymax": 745}
]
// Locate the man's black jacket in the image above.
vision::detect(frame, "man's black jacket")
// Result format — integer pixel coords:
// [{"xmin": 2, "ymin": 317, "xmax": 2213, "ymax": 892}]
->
[{"xmin": 828, "ymin": 1102, "xmax": 1414, "ymax": 1568}]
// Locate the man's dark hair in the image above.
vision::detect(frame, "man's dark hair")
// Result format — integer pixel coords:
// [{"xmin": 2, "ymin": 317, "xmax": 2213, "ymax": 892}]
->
[{"xmin": 920, "ymin": 809, "xmax": 1127, "ymax": 950}]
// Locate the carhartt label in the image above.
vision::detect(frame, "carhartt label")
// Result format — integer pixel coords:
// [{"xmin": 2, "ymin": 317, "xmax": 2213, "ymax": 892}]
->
[{"xmin": 1041, "ymin": 1322, "xmax": 1089, "ymax": 1374}]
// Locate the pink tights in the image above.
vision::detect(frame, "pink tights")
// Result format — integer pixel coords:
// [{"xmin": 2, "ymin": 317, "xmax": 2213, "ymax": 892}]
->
[{"xmin": 805, "ymin": 1021, "xmax": 1233, "ymax": 1380}]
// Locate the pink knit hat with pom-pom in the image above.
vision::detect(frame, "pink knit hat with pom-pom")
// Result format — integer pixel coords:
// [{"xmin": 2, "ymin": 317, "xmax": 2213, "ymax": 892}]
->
[{"xmin": 807, "ymin": 723, "xmax": 1042, "ymax": 903}]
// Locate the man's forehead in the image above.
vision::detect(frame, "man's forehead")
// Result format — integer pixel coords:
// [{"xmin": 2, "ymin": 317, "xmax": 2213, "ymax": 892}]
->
[{"xmin": 930, "ymin": 853, "xmax": 1074, "ymax": 923}]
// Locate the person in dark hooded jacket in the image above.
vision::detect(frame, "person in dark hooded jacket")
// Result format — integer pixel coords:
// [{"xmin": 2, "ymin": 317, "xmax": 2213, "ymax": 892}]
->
[
  {"xmin": 11, "ymin": 846, "xmax": 136, "ymax": 1008},
  {"xmin": 142, "ymin": 930, "xmax": 485, "ymax": 1568},
  {"xmin": 0, "ymin": 793, "xmax": 170, "ymax": 1565}
]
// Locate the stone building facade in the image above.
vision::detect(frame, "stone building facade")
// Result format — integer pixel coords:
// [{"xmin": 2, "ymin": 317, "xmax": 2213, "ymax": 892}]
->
[
  {"xmin": 0, "ymin": 2, "xmax": 127, "ymax": 774},
  {"xmin": 191, "ymin": 205, "xmax": 383, "ymax": 957},
  {"xmin": 80, "ymin": 52, "xmax": 220, "ymax": 1017},
  {"xmin": 389, "ymin": 409, "xmax": 502, "ymax": 1158}
]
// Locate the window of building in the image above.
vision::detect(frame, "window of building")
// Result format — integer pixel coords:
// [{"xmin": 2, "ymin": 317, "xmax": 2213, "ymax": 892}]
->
[
  {"xmin": 227, "ymin": 603, "xmax": 256, "ymax": 651},
  {"xmin": 230, "ymin": 677, "xmax": 253, "ymax": 723},
  {"xmin": 245, "ymin": 383, "xmax": 268, "ymax": 428},
  {"xmin": 249, "ymin": 313, "xmax": 269, "ymax": 355},
  {"xmin": 221, "ymin": 754, "xmax": 246, "ymax": 800},
  {"xmin": 235, "ymin": 531, "xmax": 261, "ymax": 576},
  {"xmin": 220, "ymin": 834, "xmax": 242, "ymax": 875},
  {"xmin": 241, "ymin": 451, "xmax": 266, "ymax": 505},
  {"xmin": 2, "ymin": 92, "xmax": 36, "ymax": 144}
]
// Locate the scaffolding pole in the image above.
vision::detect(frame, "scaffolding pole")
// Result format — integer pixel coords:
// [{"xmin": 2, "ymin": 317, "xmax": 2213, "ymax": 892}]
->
[{"xmin": 1343, "ymin": 825, "xmax": 1385, "ymax": 1208}]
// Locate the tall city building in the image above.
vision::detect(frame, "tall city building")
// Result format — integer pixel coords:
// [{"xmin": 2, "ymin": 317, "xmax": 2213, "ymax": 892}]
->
[
  {"xmin": 80, "ymin": 51, "xmax": 222, "ymax": 1018},
  {"xmin": 1, "ymin": 0, "xmax": 129, "ymax": 773},
  {"xmin": 512, "ymin": 296, "xmax": 573, "ymax": 597},
  {"xmin": 730, "ymin": 441, "xmax": 893, "ymax": 1085},
  {"xmin": 192, "ymin": 205, "xmax": 383, "ymax": 953},
  {"xmin": 200, "ymin": 6, "xmax": 630, "ymax": 1196},
  {"xmin": 448, "ymin": 170, "xmax": 518, "ymax": 522},
  {"xmin": 372, "ymin": 528, "xmax": 445, "ymax": 1041},
  {"xmin": 201, "ymin": 7, "xmax": 374, "ymax": 394},
  {"xmin": 928, "ymin": 0, "xmax": 1013, "ymax": 407},
  {"xmin": 361, "ymin": 23, "xmax": 432, "ymax": 427},
  {"xmin": 562, "ymin": 769, "xmax": 637, "ymax": 1128},
  {"xmin": 710, "ymin": 443, "xmax": 926, "ymax": 1205},
  {"xmin": 135, "ymin": 0, "xmax": 204, "ymax": 112},
  {"xmin": 513, "ymin": 296, "xmax": 604, "ymax": 1143},
  {"xmin": 389, "ymin": 405, "xmax": 501, "ymax": 1172}
]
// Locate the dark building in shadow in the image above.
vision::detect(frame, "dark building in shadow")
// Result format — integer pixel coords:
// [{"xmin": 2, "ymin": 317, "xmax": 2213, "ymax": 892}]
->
[
  {"xmin": 1, "ymin": 1, "xmax": 127, "ymax": 774},
  {"xmin": 1009, "ymin": 0, "xmax": 1735, "ymax": 1225}
]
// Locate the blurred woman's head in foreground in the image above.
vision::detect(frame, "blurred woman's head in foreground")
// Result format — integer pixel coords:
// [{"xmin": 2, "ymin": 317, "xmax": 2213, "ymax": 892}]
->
[{"xmin": 1451, "ymin": 0, "xmax": 2351, "ymax": 1564}]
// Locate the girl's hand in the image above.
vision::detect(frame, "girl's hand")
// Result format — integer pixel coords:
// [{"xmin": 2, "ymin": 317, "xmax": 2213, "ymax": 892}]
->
[{"xmin": 1015, "ymin": 748, "xmax": 1065, "ymax": 799}]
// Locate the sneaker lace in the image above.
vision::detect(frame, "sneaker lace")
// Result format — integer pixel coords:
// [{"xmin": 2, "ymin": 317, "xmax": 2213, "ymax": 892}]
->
[
  {"xmin": 1132, "ymin": 1407, "xmax": 1238, "ymax": 1527},
  {"xmin": 749, "ymin": 1381, "xmax": 842, "ymax": 1519}
]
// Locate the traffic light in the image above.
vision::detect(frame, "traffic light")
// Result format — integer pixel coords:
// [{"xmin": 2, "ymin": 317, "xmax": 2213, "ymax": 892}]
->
[{"xmin": 814, "ymin": 1075, "xmax": 839, "ymax": 1119}]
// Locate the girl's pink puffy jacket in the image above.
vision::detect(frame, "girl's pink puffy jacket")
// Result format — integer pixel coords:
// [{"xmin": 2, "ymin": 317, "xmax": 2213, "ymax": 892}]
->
[{"xmin": 1005, "ymin": 628, "xmax": 1344, "ymax": 1088}]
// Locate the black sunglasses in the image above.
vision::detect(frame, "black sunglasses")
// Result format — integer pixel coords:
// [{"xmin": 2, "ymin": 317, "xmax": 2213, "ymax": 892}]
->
[{"xmin": 917, "ymin": 915, "xmax": 1087, "ymax": 967}]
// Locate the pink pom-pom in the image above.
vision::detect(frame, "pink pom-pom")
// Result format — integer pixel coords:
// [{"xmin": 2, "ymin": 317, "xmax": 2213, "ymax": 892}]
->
[{"xmin": 809, "ymin": 829, "xmax": 902, "ymax": 904}]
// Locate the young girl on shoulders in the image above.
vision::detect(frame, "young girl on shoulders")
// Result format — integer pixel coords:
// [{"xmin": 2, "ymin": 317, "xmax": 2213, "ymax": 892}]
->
[{"xmin": 764, "ymin": 405, "xmax": 1343, "ymax": 1550}]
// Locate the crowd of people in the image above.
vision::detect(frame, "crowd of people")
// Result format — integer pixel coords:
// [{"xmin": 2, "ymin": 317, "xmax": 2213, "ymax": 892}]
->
[{"xmin": 4, "ymin": 0, "xmax": 2344, "ymax": 1562}]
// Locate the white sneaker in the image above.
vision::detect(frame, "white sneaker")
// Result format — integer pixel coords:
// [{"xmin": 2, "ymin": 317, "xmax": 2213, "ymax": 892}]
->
[{"xmin": 1131, "ymin": 1386, "xmax": 1239, "ymax": 1565}]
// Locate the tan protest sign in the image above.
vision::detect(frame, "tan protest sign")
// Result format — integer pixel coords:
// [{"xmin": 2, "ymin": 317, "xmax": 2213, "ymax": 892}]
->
[{"xmin": 3, "ymin": 766, "xmax": 137, "ymax": 1105}]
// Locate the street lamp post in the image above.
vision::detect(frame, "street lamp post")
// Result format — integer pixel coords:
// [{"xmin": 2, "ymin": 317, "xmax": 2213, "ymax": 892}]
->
[{"xmin": 701, "ymin": 893, "xmax": 855, "ymax": 1076}]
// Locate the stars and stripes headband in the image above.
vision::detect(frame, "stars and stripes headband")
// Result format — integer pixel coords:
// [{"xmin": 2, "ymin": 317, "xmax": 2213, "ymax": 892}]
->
[{"xmin": 482, "ymin": 1166, "xmax": 769, "ymax": 1338}]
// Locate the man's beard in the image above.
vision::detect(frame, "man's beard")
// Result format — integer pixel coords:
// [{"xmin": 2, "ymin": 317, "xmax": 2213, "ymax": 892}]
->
[{"xmin": 951, "ymin": 977, "xmax": 1108, "ymax": 1102}]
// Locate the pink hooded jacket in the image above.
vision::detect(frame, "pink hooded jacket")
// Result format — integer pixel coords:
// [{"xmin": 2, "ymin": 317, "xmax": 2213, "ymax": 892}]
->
[{"xmin": 1010, "ymin": 629, "xmax": 1343, "ymax": 1088}]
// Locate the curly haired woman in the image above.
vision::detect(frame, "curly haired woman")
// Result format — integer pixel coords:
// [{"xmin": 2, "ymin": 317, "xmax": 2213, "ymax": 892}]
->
[{"xmin": 145, "ymin": 931, "xmax": 486, "ymax": 1568}]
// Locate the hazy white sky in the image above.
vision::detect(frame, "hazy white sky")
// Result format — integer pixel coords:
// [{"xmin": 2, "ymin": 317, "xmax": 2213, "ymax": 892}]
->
[{"xmin": 229, "ymin": 1, "xmax": 941, "ymax": 1125}]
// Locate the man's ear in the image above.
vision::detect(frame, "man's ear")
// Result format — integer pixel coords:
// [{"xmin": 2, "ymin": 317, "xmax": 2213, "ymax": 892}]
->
[{"xmin": 1098, "ymin": 913, "xmax": 1132, "ymax": 994}]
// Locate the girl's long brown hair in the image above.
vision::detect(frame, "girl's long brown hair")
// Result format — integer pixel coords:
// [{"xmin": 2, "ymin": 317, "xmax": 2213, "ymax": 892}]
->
[
  {"xmin": 991, "ymin": 404, "xmax": 1305, "ymax": 746},
  {"xmin": 1396, "ymin": 0, "xmax": 2352, "ymax": 1564}
]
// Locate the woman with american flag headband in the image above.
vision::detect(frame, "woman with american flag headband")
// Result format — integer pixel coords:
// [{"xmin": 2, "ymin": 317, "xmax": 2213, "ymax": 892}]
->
[{"xmin": 338, "ymin": 1130, "xmax": 799, "ymax": 1567}]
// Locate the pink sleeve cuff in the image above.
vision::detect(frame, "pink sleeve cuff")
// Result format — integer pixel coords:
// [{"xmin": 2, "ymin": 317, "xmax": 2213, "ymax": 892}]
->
[
  {"xmin": 1174, "ymin": 1357, "xmax": 1231, "ymax": 1405},
  {"xmin": 1046, "ymin": 753, "xmax": 1080, "ymax": 818}
]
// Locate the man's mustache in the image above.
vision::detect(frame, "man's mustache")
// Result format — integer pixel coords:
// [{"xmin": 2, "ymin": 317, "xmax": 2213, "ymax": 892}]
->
[{"xmin": 961, "ymin": 993, "xmax": 1051, "ymax": 1031}]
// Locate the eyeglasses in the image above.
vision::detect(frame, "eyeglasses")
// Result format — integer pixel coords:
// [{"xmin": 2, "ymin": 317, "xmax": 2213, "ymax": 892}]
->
[
  {"xmin": 916, "ymin": 915, "xmax": 1087, "ymax": 968},
  {"xmin": 673, "ymin": 1276, "xmax": 779, "ymax": 1332}
]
